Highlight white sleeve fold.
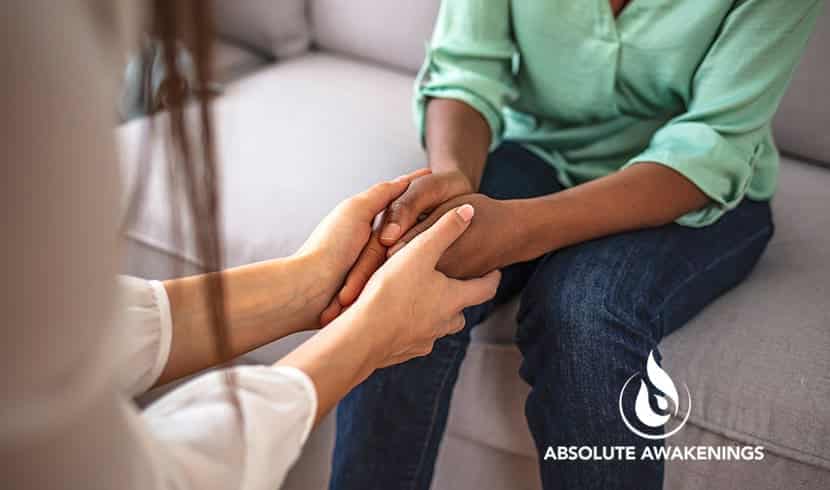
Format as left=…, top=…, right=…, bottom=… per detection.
left=115, top=276, right=174, bottom=396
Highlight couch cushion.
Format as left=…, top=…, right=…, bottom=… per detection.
left=119, top=52, right=425, bottom=272
left=772, top=2, right=830, bottom=165
left=456, top=156, right=830, bottom=470
left=212, top=0, right=310, bottom=59
left=310, top=0, right=440, bottom=73
left=213, top=41, right=270, bottom=84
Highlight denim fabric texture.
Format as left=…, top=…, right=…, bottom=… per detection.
left=330, top=143, right=774, bottom=490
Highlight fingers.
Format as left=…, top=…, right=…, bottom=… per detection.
left=387, top=210, right=440, bottom=257
left=400, top=167, right=433, bottom=181
left=354, top=168, right=430, bottom=219
left=447, top=269, right=501, bottom=311
left=319, top=297, right=342, bottom=327
left=404, top=204, right=475, bottom=264
left=378, top=181, right=431, bottom=245
left=379, top=171, right=465, bottom=246
left=338, top=231, right=386, bottom=307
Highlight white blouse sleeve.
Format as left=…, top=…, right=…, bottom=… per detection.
left=115, top=276, right=174, bottom=396
left=114, top=276, right=318, bottom=488
left=2, top=2, right=317, bottom=489
left=141, top=365, right=317, bottom=489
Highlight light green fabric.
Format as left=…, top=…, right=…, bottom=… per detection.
left=414, top=0, right=823, bottom=226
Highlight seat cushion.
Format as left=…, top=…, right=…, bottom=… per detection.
left=454, top=156, right=830, bottom=471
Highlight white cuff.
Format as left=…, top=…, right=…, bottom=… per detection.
left=146, top=280, right=173, bottom=391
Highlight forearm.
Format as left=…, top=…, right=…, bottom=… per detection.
left=276, top=305, right=379, bottom=425
left=516, top=162, right=711, bottom=260
left=156, top=253, right=334, bottom=385
left=425, top=98, right=491, bottom=189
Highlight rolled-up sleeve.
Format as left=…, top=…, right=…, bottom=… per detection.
left=623, top=0, right=822, bottom=227
left=116, top=276, right=174, bottom=396
left=414, top=0, right=518, bottom=150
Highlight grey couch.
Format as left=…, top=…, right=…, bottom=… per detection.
left=125, top=1, right=830, bottom=489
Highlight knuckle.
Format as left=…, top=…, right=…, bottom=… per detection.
left=412, top=178, right=439, bottom=203
left=421, top=342, right=436, bottom=356
left=361, top=243, right=385, bottom=263
left=483, top=278, right=498, bottom=297
left=388, top=200, right=409, bottom=219
left=451, top=315, right=466, bottom=333
left=377, top=181, right=396, bottom=195
left=435, top=175, right=452, bottom=197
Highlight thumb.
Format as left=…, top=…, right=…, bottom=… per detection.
left=447, top=269, right=501, bottom=311
left=404, top=204, right=475, bottom=265
left=354, top=168, right=431, bottom=218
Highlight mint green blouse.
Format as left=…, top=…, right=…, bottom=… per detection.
left=414, top=0, right=822, bottom=226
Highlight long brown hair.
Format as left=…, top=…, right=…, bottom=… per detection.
left=124, top=1, right=235, bottom=384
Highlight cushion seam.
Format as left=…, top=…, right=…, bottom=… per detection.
left=681, top=415, right=830, bottom=471
left=124, top=231, right=204, bottom=269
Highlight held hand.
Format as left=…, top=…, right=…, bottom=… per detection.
left=379, top=169, right=474, bottom=245
left=321, top=170, right=474, bottom=323
left=344, top=204, right=500, bottom=367
left=391, top=194, right=524, bottom=279
left=297, top=168, right=430, bottom=310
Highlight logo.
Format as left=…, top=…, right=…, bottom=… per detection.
left=544, top=350, right=765, bottom=462
left=618, top=350, right=691, bottom=440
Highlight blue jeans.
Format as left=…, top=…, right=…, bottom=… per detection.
left=330, top=143, right=774, bottom=490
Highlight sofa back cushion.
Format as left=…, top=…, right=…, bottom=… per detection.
left=212, top=0, right=310, bottom=59
left=771, top=4, right=829, bottom=166
left=310, top=0, right=441, bottom=73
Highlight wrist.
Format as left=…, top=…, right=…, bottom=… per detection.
left=326, top=300, right=386, bottom=373
left=429, top=164, right=478, bottom=193
left=508, top=197, right=565, bottom=262
left=299, top=246, right=341, bottom=286
left=280, top=252, right=340, bottom=327
left=274, top=299, right=381, bottom=421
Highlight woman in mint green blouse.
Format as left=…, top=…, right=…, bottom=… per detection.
left=329, top=2, right=823, bottom=489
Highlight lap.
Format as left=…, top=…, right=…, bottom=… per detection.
left=475, top=143, right=774, bottom=351
left=471, top=142, right=774, bottom=362
left=517, top=197, right=774, bottom=348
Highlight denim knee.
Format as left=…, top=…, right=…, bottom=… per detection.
left=514, top=252, right=659, bottom=393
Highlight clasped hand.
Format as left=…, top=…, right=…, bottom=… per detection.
left=321, top=169, right=519, bottom=325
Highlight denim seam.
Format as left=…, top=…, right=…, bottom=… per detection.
left=599, top=239, right=659, bottom=341
left=651, top=224, right=773, bottom=334
left=409, top=340, right=466, bottom=490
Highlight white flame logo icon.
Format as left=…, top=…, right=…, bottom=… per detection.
left=618, top=351, right=691, bottom=440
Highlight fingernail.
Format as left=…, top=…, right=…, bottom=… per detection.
left=380, top=223, right=401, bottom=242
left=456, top=204, right=475, bottom=222
left=388, top=241, right=406, bottom=256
